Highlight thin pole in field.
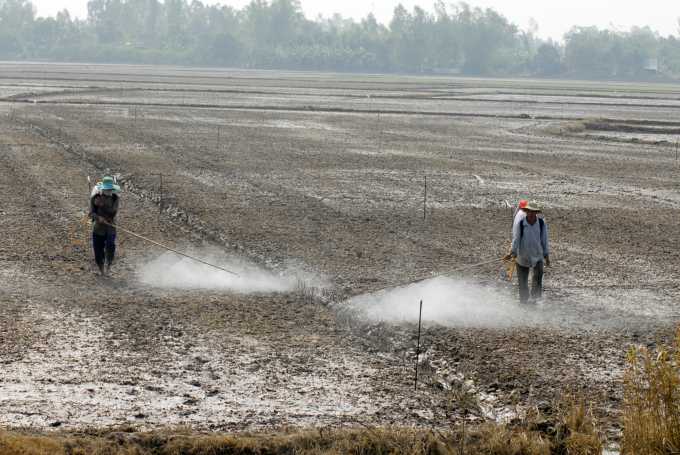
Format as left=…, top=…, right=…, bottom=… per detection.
left=377, top=112, right=382, bottom=152
left=414, top=299, right=423, bottom=391
left=526, top=135, right=529, bottom=153
left=158, top=173, right=164, bottom=217
left=423, top=175, right=427, bottom=221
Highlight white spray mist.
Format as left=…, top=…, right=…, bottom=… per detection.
left=137, top=250, right=324, bottom=294
left=347, top=276, right=547, bottom=328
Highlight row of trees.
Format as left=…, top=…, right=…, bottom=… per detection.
left=1, top=0, right=680, bottom=78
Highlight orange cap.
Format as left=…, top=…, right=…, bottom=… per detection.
left=518, top=199, right=528, bottom=209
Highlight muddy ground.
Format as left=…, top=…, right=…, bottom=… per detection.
left=1, top=63, right=679, bottom=439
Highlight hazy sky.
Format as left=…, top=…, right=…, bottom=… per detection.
left=32, top=0, right=680, bottom=41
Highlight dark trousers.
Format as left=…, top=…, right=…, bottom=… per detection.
left=93, top=231, right=116, bottom=267
left=516, top=261, right=544, bottom=303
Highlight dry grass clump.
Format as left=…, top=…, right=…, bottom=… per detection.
left=0, top=421, right=602, bottom=455
left=553, top=397, right=604, bottom=455
left=0, top=428, right=449, bottom=455
left=450, top=399, right=602, bottom=455
left=622, top=328, right=680, bottom=454
left=168, top=428, right=451, bottom=454
left=0, top=431, right=65, bottom=455
left=0, top=396, right=605, bottom=454
left=469, top=424, right=552, bottom=455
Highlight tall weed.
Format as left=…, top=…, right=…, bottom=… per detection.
left=622, top=328, right=680, bottom=453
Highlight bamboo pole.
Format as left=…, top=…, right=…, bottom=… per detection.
left=100, top=220, right=239, bottom=276
left=369, top=257, right=504, bottom=295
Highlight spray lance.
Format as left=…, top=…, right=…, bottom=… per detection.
left=369, top=256, right=508, bottom=295
left=87, top=174, right=238, bottom=277
left=97, top=219, right=239, bottom=276
left=368, top=201, right=520, bottom=294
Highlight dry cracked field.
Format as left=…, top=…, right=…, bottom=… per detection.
left=1, top=62, right=679, bottom=439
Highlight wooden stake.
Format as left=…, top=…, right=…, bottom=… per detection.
left=423, top=175, right=427, bottom=221
left=158, top=173, right=163, bottom=216
left=414, top=299, right=423, bottom=391
left=377, top=112, right=382, bottom=152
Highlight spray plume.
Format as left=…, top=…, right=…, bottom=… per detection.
left=138, top=250, right=323, bottom=294
left=347, top=276, right=547, bottom=328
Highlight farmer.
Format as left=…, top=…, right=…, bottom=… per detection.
left=505, top=200, right=550, bottom=303
left=90, top=175, right=120, bottom=275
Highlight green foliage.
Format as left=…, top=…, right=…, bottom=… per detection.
left=457, top=4, right=519, bottom=74
left=564, top=26, right=663, bottom=78
left=0, top=0, right=677, bottom=78
left=660, top=37, right=680, bottom=73
left=533, top=42, right=562, bottom=76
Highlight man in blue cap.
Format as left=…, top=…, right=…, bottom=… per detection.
left=89, top=175, right=120, bottom=275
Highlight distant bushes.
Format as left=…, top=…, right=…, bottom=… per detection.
left=2, top=0, right=680, bottom=78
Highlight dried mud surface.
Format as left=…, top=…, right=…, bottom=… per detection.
left=1, top=63, right=679, bottom=437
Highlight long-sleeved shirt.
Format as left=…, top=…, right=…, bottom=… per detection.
left=513, top=209, right=526, bottom=229
left=90, top=194, right=119, bottom=236
left=511, top=217, right=549, bottom=268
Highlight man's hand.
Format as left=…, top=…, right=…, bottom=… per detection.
left=544, top=256, right=551, bottom=267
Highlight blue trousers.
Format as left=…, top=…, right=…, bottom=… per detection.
left=93, top=231, right=116, bottom=267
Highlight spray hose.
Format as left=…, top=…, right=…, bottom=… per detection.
left=97, top=219, right=239, bottom=276
left=371, top=256, right=509, bottom=294
left=441, top=257, right=509, bottom=276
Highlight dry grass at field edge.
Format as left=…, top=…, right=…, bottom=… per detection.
left=0, top=402, right=603, bottom=455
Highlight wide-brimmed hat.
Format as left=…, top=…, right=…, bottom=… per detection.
left=525, top=200, right=542, bottom=212
left=100, top=176, right=115, bottom=190
left=99, top=176, right=121, bottom=193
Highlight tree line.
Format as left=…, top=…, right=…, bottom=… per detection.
left=1, top=0, right=679, bottom=78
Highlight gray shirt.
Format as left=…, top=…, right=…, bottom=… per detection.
left=513, top=209, right=526, bottom=229
left=511, top=218, right=549, bottom=267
